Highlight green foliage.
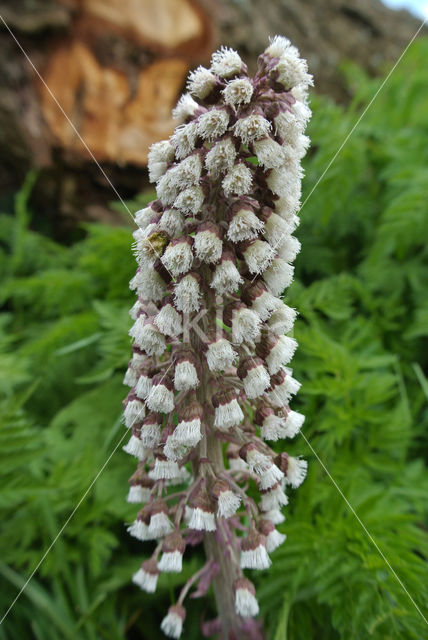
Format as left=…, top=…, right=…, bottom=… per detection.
left=1, top=39, right=428, bottom=639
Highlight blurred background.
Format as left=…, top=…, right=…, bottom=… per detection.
left=0, top=0, right=427, bottom=638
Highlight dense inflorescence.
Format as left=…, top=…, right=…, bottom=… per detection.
left=123, top=36, right=312, bottom=638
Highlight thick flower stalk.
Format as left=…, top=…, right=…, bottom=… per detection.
left=123, top=36, right=312, bottom=639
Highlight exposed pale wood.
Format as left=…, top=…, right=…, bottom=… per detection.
left=83, top=0, right=203, bottom=48
left=40, top=41, right=188, bottom=164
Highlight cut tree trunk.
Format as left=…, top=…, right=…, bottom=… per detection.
left=0, top=0, right=424, bottom=231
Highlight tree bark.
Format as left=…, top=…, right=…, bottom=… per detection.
left=0, top=0, right=425, bottom=229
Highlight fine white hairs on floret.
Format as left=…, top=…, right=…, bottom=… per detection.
left=217, top=490, right=241, bottom=518
left=174, top=186, right=204, bottom=215
left=277, top=235, right=301, bottom=263
left=222, top=163, right=253, bottom=197
left=174, top=275, right=201, bottom=313
left=223, top=78, right=253, bottom=106
left=227, top=207, right=264, bottom=243
left=263, top=258, right=294, bottom=297
left=231, top=307, right=261, bottom=344
left=253, top=138, right=285, bottom=169
left=135, top=206, right=156, bottom=230
left=172, top=93, right=199, bottom=121
left=205, top=138, right=236, bottom=176
left=206, top=339, right=237, bottom=372
left=154, top=304, right=182, bottom=337
left=264, top=35, right=294, bottom=59
left=171, top=122, right=198, bottom=160
left=174, top=361, right=199, bottom=391
left=285, top=456, right=308, bottom=488
left=161, top=241, right=193, bottom=277
left=243, top=239, right=275, bottom=274
left=267, top=304, right=297, bottom=335
left=211, top=46, right=243, bottom=78
left=187, top=65, right=216, bottom=99
left=147, top=141, right=175, bottom=183
left=175, top=154, right=202, bottom=188
left=197, top=109, right=229, bottom=141
left=266, top=335, right=298, bottom=374
left=211, top=259, right=243, bottom=295
left=158, top=208, right=184, bottom=237
left=233, top=115, right=271, bottom=145
left=275, top=52, right=313, bottom=91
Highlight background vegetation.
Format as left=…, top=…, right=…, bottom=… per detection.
left=0, top=39, right=427, bottom=640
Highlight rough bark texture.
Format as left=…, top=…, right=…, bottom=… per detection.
left=0, top=0, right=425, bottom=229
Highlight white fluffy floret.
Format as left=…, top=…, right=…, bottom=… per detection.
left=122, top=435, right=146, bottom=461
left=188, top=507, right=216, bottom=531
left=242, top=364, right=270, bottom=399
left=132, top=568, right=158, bottom=593
left=211, top=46, right=243, bottom=78
left=264, top=35, right=294, bottom=59
left=161, top=610, right=184, bottom=639
left=147, top=141, right=175, bottom=182
left=277, top=235, right=301, bottom=263
left=263, top=258, right=294, bottom=296
left=217, top=490, right=241, bottom=518
left=235, top=588, right=259, bottom=617
left=250, top=289, right=282, bottom=321
left=171, top=122, right=198, bottom=159
left=135, top=206, right=156, bottom=229
left=214, top=399, right=244, bottom=430
left=253, top=137, right=285, bottom=169
left=275, top=53, right=313, bottom=90
left=127, top=284, right=163, bottom=322
left=149, top=459, right=181, bottom=482
left=211, top=260, right=243, bottom=295
left=231, top=307, right=261, bottom=344
left=148, top=512, right=174, bottom=538
left=206, top=339, right=237, bottom=371
left=266, top=335, right=298, bottom=374
left=227, top=207, right=264, bottom=242
left=174, top=185, right=204, bottom=215
left=174, top=418, right=202, bottom=446
left=262, top=509, right=286, bottom=525
left=222, top=163, right=253, bottom=197
left=127, top=485, right=151, bottom=504
left=267, top=166, right=303, bottom=198
left=205, top=138, right=236, bottom=176
left=240, top=543, right=271, bottom=570
left=175, top=154, right=202, bottom=187
left=174, top=361, right=199, bottom=391
left=146, top=384, right=174, bottom=413
left=161, top=241, right=193, bottom=277
left=172, top=93, right=199, bottom=121
left=263, top=212, right=293, bottom=245
left=223, top=78, right=253, bottom=106
left=197, top=109, right=229, bottom=141
left=282, top=410, right=305, bottom=438
left=187, top=65, right=216, bottom=99
left=285, top=456, right=308, bottom=488
left=129, top=319, right=166, bottom=356
left=159, top=209, right=184, bottom=237
left=135, top=373, right=152, bottom=400
left=174, top=275, right=201, bottom=313
left=243, top=239, right=275, bottom=274
left=158, top=550, right=183, bottom=573
left=194, top=230, right=223, bottom=264
left=123, top=399, right=145, bottom=429
left=140, top=422, right=161, bottom=448
left=233, top=115, right=271, bottom=145
left=155, top=304, right=182, bottom=337
left=259, top=486, right=289, bottom=511
left=265, top=529, right=286, bottom=553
